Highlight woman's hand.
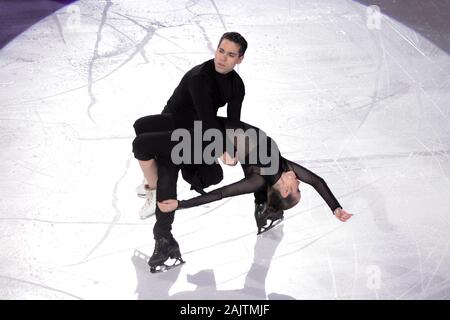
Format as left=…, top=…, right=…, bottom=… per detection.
left=157, top=199, right=179, bottom=213
left=220, top=151, right=238, bottom=166
left=334, top=208, right=353, bottom=222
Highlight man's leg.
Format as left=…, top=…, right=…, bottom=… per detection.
left=148, top=157, right=184, bottom=272
left=153, top=157, right=179, bottom=240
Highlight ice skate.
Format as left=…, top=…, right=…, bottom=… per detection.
left=255, top=202, right=284, bottom=235
left=136, top=180, right=149, bottom=198
left=138, top=188, right=156, bottom=219
left=148, top=237, right=185, bottom=273
left=261, top=209, right=284, bottom=234
left=254, top=202, right=267, bottom=234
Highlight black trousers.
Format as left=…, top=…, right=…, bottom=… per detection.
left=132, top=113, right=267, bottom=239
left=132, top=113, right=223, bottom=239
left=153, top=156, right=179, bottom=240
left=133, top=113, right=224, bottom=192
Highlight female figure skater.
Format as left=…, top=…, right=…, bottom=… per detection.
left=132, top=117, right=352, bottom=272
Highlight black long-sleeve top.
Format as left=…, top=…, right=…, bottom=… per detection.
left=162, top=59, right=245, bottom=132
left=178, top=157, right=342, bottom=213
left=176, top=117, right=342, bottom=213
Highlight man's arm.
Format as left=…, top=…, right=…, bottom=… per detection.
left=219, top=151, right=238, bottom=166
left=227, top=80, right=245, bottom=121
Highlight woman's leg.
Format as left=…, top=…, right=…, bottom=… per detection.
left=138, top=159, right=158, bottom=190
left=133, top=114, right=177, bottom=189
left=133, top=114, right=176, bottom=135
left=133, top=130, right=178, bottom=188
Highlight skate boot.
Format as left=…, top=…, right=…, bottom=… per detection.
left=148, top=237, right=185, bottom=273
left=254, top=202, right=267, bottom=234
left=138, top=188, right=156, bottom=219
left=256, top=205, right=284, bottom=235
left=266, top=209, right=284, bottom=224
left=136, top=180, right=149, bottom=198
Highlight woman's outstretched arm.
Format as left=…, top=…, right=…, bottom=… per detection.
left=158, top=174, right=266, bottom=212
left=284, top=158, right=352, bottom=221
left=283, top=158, right=342, bottom=212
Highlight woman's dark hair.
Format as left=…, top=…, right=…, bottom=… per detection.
left=267, top=186, right=300, bottom=212
left=218, top=32, right=248, bottom=57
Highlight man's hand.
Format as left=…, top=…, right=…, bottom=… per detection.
left=220, top=151, right=238, bottom=166
left=334, top=208, right=353, bottom=222
left=157, top=199, right=179, bottom=213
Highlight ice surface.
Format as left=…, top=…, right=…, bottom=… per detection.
left=0, top=0, right=449, bottom=299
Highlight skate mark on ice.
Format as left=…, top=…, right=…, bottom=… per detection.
left=177, top=197, right=234, bottom=225
left=184, top=203, right=341, bottom=257
left=350, top=232, right=359, bottom=299
left=384, top=16, right=444, bottom=69
left=194, top=20, right=215, bottom=54
left=275, top=225, right=344, bottom=260
left=332, top=149, right=449, bottom=166
left=0, top=275, right=83, bottom=300
left=383, top=48, right=450, bottom=123
left=182, top=229, right=256, bottom=256
left=86, top=5, right=183, bottom=121
left=112, top=12, right=185, bottom=49
left=87, top=0, right=113, bottom=124
left=107, top=12, right=188, bottom=74
left=64, top=228, right=200, bottom=267
left=0, top=23, right=182, bottom=108
left=112, top=11, right=187, bottom=50
left=0, top=217, right=152, bottom=226
left=422, top=239, right=450, bottom=296
left=14, top=160, right=60, bottom=180
left=51, top=13, right=66, bottom=45
left=339, top=30, right=385, bottom=159
left=414, top=137, right=449, bottom=180
left=279, top=85, right=409, bottom=135
left=325, top=248, right=338, bottom=298
left=405, top=217, right=425, bottom=294
left=79, top=153, right=132, bottom=262
left=77, top=135, right=134, bottom=141
left=208, top=0, right=227, bottom=31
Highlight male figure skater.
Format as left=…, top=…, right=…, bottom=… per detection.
left=134, top=32, right=248, bottom=219
left=133, top=32, right=248, bottom=272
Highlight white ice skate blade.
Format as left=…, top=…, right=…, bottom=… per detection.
left=149, top=257, right=185, bottom=273
left=257, top=217, right=284, bottom=235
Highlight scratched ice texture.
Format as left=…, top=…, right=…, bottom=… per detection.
left=0, top=0, right=449, bottom=299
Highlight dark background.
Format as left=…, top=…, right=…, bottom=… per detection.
left=1, top=0, right=450, bottom=53
left=0, top=0, right=76, bottom=49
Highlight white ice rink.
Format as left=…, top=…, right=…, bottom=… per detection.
left=0, top=0, right=449, bottom=299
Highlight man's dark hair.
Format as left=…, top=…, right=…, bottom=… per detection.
left=218, top=32, right=248, bottom=57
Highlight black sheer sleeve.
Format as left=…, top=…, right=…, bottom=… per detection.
left=284, top=158, right=342, bottom=213
left=178, top=174, right=266, bottom=209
